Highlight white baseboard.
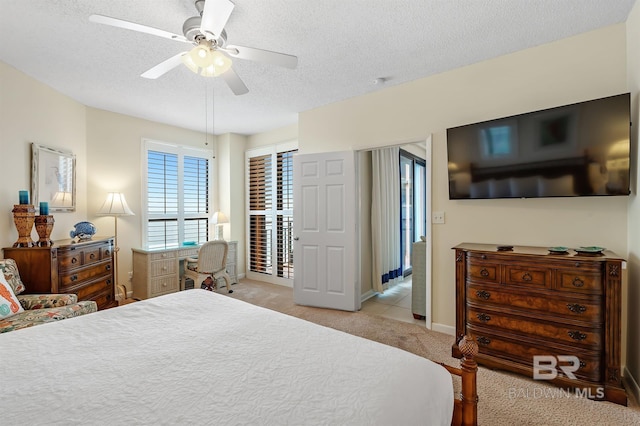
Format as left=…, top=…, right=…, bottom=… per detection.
left=431, top=323, right=455, bottom=336
left=360, top=289, right=376, bottom=303
left=624, top=366, right=640, bottom=404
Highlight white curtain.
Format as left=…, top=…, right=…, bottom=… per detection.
left=371, top=147, right=401, bottom=293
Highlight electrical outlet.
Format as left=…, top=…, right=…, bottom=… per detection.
left=432, top=211, right=445, bottom=224
left=128, top=271, right=133, bottom=281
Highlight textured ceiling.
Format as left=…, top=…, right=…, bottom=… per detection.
left=0, top=0, right=636, bottom=136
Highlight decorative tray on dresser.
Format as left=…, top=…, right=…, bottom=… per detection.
left=452, top=243, right=626, bottom=405
left=3, top=236, right=117, bottom=310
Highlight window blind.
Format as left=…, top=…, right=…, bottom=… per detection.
left=248, top=154, right=272, bottom=274
left=145, top=144, right=210, bottom=249
left=247, top=149, right=296, bottom=279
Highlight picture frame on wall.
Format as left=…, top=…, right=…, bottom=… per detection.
left=31, top=143, right=76, bottom=212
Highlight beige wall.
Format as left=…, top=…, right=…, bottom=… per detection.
left=0, top=62, right=88, bottom=249
left=85, top=108, right=214, bottom=289
left=247, top=123, right=298, bottom=150
left=626, top=0, right=640, bottom=400
left=217, top=132, right=247, bottom=276
left=299, top=25, right=629, bottom=334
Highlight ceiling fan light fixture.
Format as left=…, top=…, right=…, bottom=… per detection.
left=211, top=50, right=232, bottom=76
left=181, top=43, right=232, bottom=77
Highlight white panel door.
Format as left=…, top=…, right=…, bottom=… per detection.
left=293, top=151, right=358, bottom=311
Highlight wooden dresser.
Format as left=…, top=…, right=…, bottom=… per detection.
left=3, top=236, right=117, bottom=310
left=452, top=243, right=626, bottom=405
left=131, top=241, right=238, bottom=299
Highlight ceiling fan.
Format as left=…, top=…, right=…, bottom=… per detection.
left=89, top=0, right=298, bottom=95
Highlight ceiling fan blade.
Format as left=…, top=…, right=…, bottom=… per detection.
left=89, top=14, right=190, bottom=44
left=225, top=44, right=298, bottom=69
left=200, top=0, right=235, bottom=40
left=221, top=67, right=249, bottom=95
left=141, top=53, right=186, bottom=79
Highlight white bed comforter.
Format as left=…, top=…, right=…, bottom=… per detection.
left=0, top=289, right=453, bottom=425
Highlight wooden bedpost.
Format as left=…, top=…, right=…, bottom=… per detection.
left=458, top=335, right=478, bottom=426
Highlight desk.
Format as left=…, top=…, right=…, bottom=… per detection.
left=131, top=241, right=237, bottom=300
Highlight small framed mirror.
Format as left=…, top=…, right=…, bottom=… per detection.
left=31, top=143, right=76, bottom=212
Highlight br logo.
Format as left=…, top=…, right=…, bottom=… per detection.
left=533, top=355, right=580, bottom=380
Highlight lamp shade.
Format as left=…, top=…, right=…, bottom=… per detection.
left=97, top=192, right=134, bottom=216
left=211, top=211, right=229, bottom=224
left=51, top=191, right=73, bottom=207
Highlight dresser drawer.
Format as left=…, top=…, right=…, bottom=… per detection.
left=149, top=251, right=176, bottom=261
left=467, top=284, right=602, bottom=322
left=556, top=270, right=602, bottom=294
left=467, top=260, right=500, bottom=284
left=467, top=325, right=602, bottom=382
left=150, top=275, right=179, bottom=296
left=177, top=248, right=199, bottom=259
left=59, top=260, right=112, bottom=288
left=84, top=247, right=102, bottom=264
left=466, top=306, right=602, bottom=348
left=504, top=264, right=551, bottom=289
left=91, top=289, right=116, bottom=310
left=73, top=276, right=113, bottom=300
left=58, top=242, right=113, bottom=271
left=150, top=259, right=177, bottom=277
left=58, top=251, right=83, bottom=270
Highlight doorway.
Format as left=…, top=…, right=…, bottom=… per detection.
left=357, top=138, right=432, bottom=326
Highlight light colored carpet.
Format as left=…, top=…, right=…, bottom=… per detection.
left=223, top=279, right=640, bottom=425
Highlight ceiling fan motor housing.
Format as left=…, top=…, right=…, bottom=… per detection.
left=183, top=15, right=227, bottom=46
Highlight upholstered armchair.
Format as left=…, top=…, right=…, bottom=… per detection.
left=0, top=259, right=97, bottom=333
left=182, top=240, right=233, bottom=293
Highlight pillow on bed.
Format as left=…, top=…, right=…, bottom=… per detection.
left=0, top=272, right=24, bottom=319
left=0, top=259, right=26, bottom=295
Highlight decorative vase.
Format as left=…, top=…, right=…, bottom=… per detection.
left=35, top=215, right=55, bottom=246
left=12, top=204, right=36, bottom=248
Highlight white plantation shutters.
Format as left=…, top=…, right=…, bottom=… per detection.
left=246, top=145, right=296, bottom=283
left=144, top=141, right=211, bottom=249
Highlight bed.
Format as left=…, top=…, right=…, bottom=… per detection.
left=1, top=289, right=477, bottom=425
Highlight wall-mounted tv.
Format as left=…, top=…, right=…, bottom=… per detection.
left=446, top=93, right=631, bottom=199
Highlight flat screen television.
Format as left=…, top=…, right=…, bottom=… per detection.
left=446, top=93, right=631, bottom=199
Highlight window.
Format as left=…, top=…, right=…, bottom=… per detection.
left=246, top=144, right=297, bottom=284
left=400, top=149, right=426, bottom=276
left=144, top=140, right=212, bottom=249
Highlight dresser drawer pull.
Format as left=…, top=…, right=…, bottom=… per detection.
left=105, top=250, right=111, bottom=256
left=481, top=254, right=487, bottom=260
left=477, top=313, right=491, bottom=323
left=522, top=272, right=532, bottom=282
left=580, top=361, right=586, bottom=368
left=106, top=265, right=112, bottom=271
left=568, top=331, right=587, bottom=341
left=572, top=277, right=585, bottom=288
left=90, top=253, right=96, bottom=260
left=567, top=303, right=587, bottom=314
left=71, top=258, right=78, bottom=264
left=70, top=274, right=78, bottom=282
left=480, top=268, right=489, bottom=277
left=162, top=282, right=168, bottom=287
left=477, top=336, right=491, bottom=346
left=476, top=290, right=491, bottom=300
